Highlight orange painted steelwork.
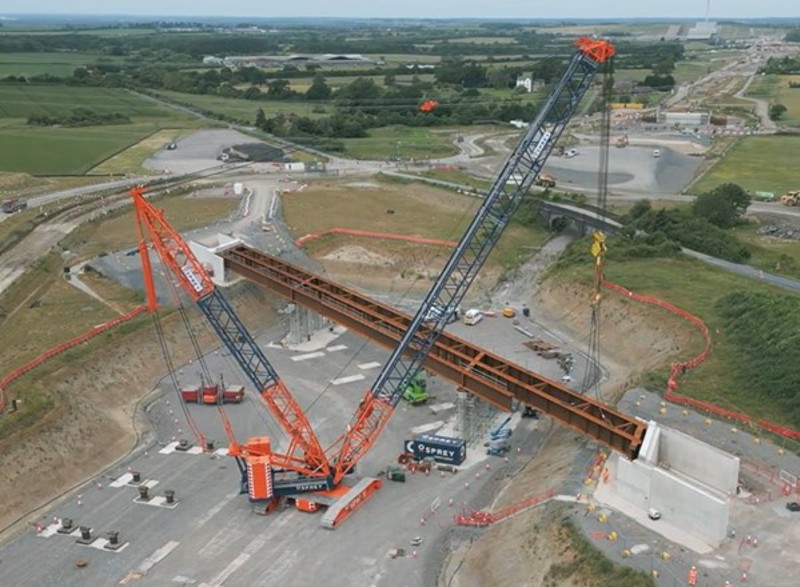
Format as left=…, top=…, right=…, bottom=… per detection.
left=222, top=245, right=646, bottom=460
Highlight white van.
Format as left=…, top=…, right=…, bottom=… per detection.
left=652, top=149, right=661, bottom=158
left=464, top=308, right=483, bottom=326
left=565, top=149, right=578, bottom=158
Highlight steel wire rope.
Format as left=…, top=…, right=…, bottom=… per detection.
left=580, top=54, right=613, bottom=415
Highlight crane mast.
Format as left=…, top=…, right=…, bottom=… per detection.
left=331, top=38, right=616, bottom=483
left=130, top=188, right=330, bottom=479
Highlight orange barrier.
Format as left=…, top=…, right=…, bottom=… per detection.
left=603, top=281, right=800, bottom=443
left=0, top=305, right=147, bottom=413
left=295, top=228, right=458, bottom=249
left=455, top=488, right=556, bottom=526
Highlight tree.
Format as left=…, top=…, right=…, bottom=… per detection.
left=305, top=74, right=332, bottom=101
left=627, top=199, right=652, bottom=221
left=692, top=183, right=751, bottom=229
left=255, top=107, right=267, bottom=129
left=770, top=103, right=788, bottom=121
left=383, top=73, right=396, bottom=86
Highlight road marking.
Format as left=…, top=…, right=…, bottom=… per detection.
left=110, top=472, right=134, bottom=488
left=331, top=374, right=365, bottom=385
left=191, top=490, right=239, bottom=530
left=200, top=553, right=250, bottom=587
left=326, top=344, right=348, bottom=352
left=290, top=351, right=325, bottom=362
left=358, top=361, right=381, bottom=370
left=134, top=540, right=180, bottom=576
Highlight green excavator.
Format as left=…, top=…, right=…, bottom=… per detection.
left=402, top=374, right=431, bottom=405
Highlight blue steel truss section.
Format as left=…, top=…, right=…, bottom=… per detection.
left=332, top=46, right=606, bottom=479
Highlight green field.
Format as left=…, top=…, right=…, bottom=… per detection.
left=0, top=85, right=191, bottom=174
left=150, top=89, right=327, bottom=123
left=690, top=135, right=800, bottom=195
left=559, top=250, right=800, bottom=426
left=340, top=126, right=458, bottom=160
left=747, top=74, right=800, bottom=126
left=0, top=52, right=125, bottom=77
left=0, top=125, right=159, bottom=174
left=0, top=84, right=174, bottom=120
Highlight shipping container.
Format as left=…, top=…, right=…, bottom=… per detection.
left=180, top=384, right=200, bottom=403
left=223, top=385, right=245, bottom=403
left=404, top=434, right=466, bottom=465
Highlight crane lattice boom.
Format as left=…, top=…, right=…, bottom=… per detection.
left=330, top=38, right=616, bottom=483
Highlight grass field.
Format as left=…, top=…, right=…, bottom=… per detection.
left=0, top=125, right=160, bottom=175
left=340, top=126, right=458, bottom=160
left=62, top=193, right=241, bottom=260
left=747, top=74, right=800, bottom=126
left=283, top=177, right=548, bottom=272
left=558, top=250, right=800, bottom=426
left=150, top=89, right=326, bottom=123
left=732, top=223, right=800, bottom=277
left=90, top=128, right=186, bottom=175
left=0, top=52, right=125, bottom=77
left=690, top=135, right=800, bottom=195
left=0, top=84, right=175, bottom=120
left=0, top=85, right=191, bottom=174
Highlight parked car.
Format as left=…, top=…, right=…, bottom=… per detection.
left=647, top=508, right=662, bottom=521
left=787, top=501, right=800, bottom=512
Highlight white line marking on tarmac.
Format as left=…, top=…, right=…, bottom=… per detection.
left=358, top=361, right=381, bottom=370
left=326, top=344, right=348, bottom=352
left=331, top=374, right=365, bottom=385
left=290, top=351, right=325, bottom=362
left=135, top=540, right=180, bottom=575
left=191, top=490, right=238, bottom=530
left=202, top=553, right=250, bottom=587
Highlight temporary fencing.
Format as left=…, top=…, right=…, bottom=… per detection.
left=0, top=305, right=147, bottom=412
left=454, top=488, right=556, bottom=527
left=295, top=228, right=458, bottom=249
left=603, top=280, right=800, bottom=445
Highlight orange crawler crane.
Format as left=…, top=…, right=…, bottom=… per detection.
left=131, top=36, right=616, bottom=529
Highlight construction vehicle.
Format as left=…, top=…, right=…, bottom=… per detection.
left=615, top=134, right=628, bottom=148
left=486, top=416, right=513, bottom=456
left=522, top=406, right=540, bottom=418
left=463, top=308, right=483, bottom=326
left=1, top=198, right=27, bottom=214
left=401, top=374, right=430, bottom=405
left=534, top=173, right=557, bottom=188
left=780, top=191, right=800, bottom=206
left=385, top=466, right=406, bottom=483
left=502, top=307, right=516, bottom=318
left=130, top=36, right=614, bottom=529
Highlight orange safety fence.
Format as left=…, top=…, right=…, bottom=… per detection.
left=295, top=228, right=458, bottom=249
left=603, top=281, right=800, bottom=444
left=0, top=305, right=147, bottom=413
left=455, top=488, right=556, bottom=526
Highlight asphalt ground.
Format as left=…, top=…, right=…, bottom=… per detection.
left=0, top=307, right=588, bottom=587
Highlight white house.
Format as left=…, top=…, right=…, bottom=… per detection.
left=515, top=74, right=544, bottom=93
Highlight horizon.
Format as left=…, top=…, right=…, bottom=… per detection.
left=1, top=13, right=799, bottom=23
left=0, top=0, right=798, bottom=21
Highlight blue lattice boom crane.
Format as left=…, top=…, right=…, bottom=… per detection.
left=319, top=38, right=616, bottom=528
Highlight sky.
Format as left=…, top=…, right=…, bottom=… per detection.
left=0, top=1, right=798, bottom=20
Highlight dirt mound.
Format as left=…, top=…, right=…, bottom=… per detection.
left=532, top=279, right=698, bottom=398
left=322, top=245, right=393, bottom=267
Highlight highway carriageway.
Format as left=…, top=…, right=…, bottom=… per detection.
left=222, top=245, right=646, bottom=460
